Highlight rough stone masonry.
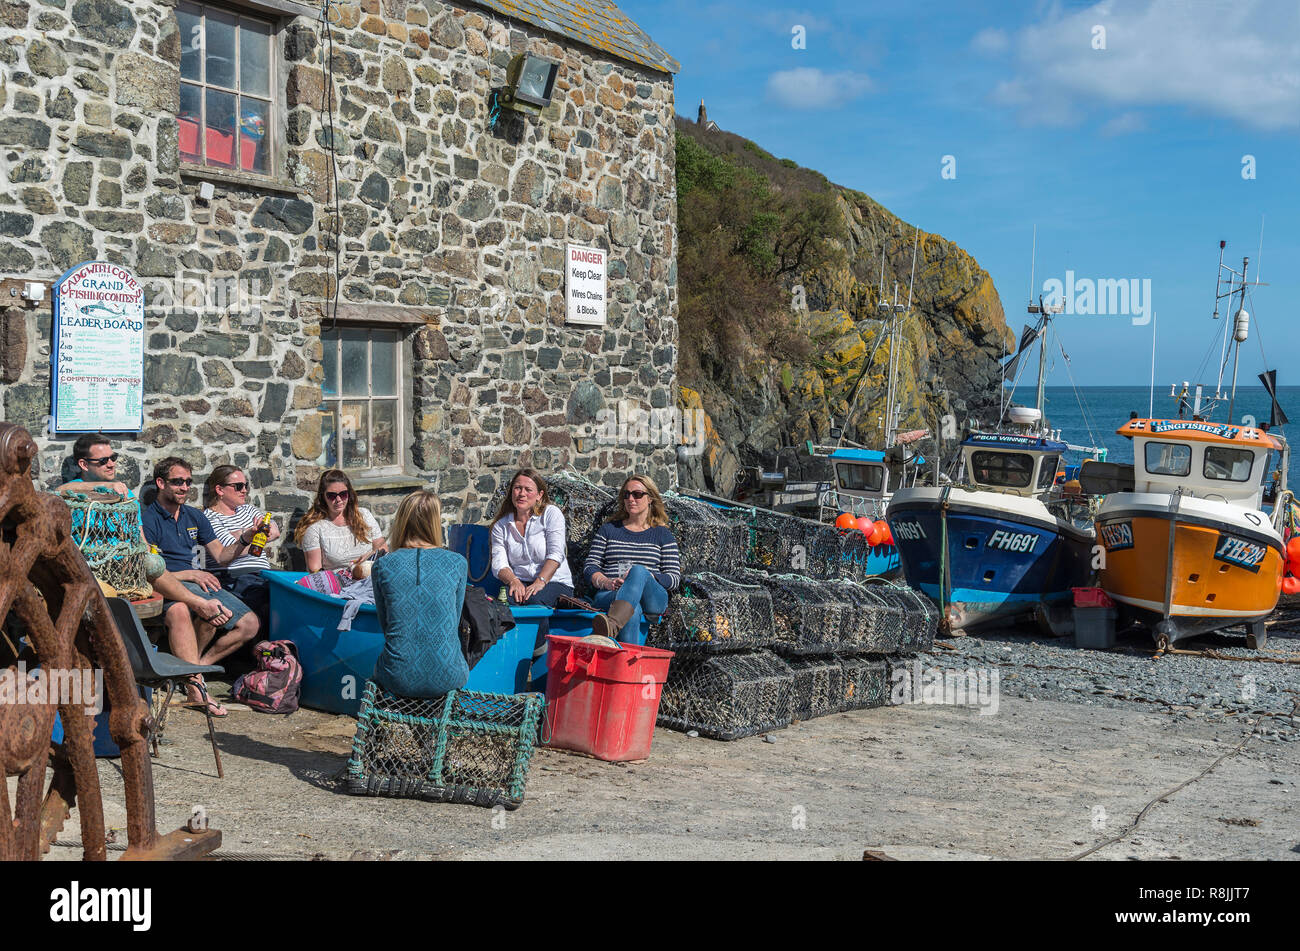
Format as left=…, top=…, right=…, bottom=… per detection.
left=0, top=0, right=680, bottom=555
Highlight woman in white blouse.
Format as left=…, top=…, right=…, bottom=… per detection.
left=294, top=469, right=387, bottom=572
left=489, top=469, right=573, bottom=610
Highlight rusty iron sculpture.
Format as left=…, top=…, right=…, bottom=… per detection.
left=0, top=422, right=220, bottom=860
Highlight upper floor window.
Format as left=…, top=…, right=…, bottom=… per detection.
left=177, top=1, right=275, bottom=176
left=319, top=327, right=404, bottom=476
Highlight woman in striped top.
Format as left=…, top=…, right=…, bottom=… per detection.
left=584, top=474, right=680, bottom=642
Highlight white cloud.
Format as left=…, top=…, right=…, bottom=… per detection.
left=1100, top=111, right=1147, bottom=136
left=990, top=0, right=1300, bottom=130
left=972, top=27, right=1010, bottom=55
left=765, top=67, right=874, bottom=109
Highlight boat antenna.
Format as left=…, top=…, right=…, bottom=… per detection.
left=1148, top=310, right=1157, bottom=419
left=1028, top=224, right=1037, bottom=304
left=1213, top=239, right=1228, bottom=398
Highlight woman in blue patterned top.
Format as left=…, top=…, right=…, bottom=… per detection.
left=371, top=490, right=469, bottom=699
left=583, top=474, right=680, bottom=643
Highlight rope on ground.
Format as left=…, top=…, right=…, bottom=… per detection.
left=1064, top=728, right=1259, bottom=861
left=1158, top=647, right=1300, bottom=665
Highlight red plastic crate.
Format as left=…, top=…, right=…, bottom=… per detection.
left=1072, top=586, right=1115, bottom=608
left=543, top=634, right=674, bottom=762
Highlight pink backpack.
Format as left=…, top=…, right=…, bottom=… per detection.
left=233, top=640, right=303, bottom=714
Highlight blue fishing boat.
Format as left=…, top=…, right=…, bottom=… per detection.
left=886, top=293, right=1106, bottom=632
left=887, top=428, right=1095, bottom=631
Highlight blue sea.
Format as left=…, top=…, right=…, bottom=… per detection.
left=1036, top=385, right=1300, bottom=487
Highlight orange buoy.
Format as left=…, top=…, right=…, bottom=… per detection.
left=1283, top=575, right=1300, bottom=597
left=866, top=523, right=883, bottom=545
left=835, top=512, right=857, bottom=530
left=1287, top=536, right=1300, bottom=563
left=855, top=516, right=873, bottom=535
left=876, top=521, right=894, bottom=546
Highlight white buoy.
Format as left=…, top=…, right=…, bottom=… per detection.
left=1234, top=308, right=1249, bottom=342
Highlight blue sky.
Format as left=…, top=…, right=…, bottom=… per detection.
left=625, top=0, right=1300, bottom=387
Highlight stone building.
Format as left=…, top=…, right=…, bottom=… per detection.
left=0, top=0, right=681, bottom=550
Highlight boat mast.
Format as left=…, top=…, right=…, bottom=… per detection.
left=881, top=229, right=920, bottom=449
left=1227, top=256, right=1250, bottom=422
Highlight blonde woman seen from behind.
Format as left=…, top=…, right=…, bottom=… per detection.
left=371, top=491, right=469, bottom=699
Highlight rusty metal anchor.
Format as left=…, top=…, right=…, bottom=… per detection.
left=0, top=422, right=220, bottom=860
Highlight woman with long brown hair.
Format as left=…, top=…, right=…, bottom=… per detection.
left=583, top=473, right=680, bottom=642
left=295, top=469, right=387, bottom=571
left=489, top=469, right=573, bottom=682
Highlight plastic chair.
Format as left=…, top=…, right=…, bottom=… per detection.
left=106, top=597, right=226, bottom=779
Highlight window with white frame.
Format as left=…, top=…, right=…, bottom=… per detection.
left=177, top=1, right=276, bottom=176
left=319, top=328, right=404, bottom=475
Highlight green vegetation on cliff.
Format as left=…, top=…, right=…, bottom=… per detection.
left=674, top=117, right=1014, bottom=494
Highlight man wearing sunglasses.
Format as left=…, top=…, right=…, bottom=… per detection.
left=55, top=433, right=135, bottom=499
left=142, top=456, right=261, bottom=716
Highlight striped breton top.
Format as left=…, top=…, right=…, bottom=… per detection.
left=583, top=521, right=681, bottom=592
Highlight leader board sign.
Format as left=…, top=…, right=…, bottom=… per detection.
left=565, top=244, right=607, bottom=326
left=51, top=261, right=145, bottom=434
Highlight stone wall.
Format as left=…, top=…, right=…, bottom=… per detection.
left=0, top=0, right=679, bottom=553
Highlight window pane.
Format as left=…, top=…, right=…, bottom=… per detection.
left=206, top=8, right=237, bottom=88
left=372, top=401, right=397, bottom=468
left=178, top=2, right=202, bottom=81
left=239, top=97, right=269, bottom=174
left=371, top=330, right=398, bottom=396
left=319, top=405, right=337, bottom=467
left=179, top=83, right=202, bottom=163
left=1145, top=442, right=1191, bottom=477
left=205, top=87, right=237, bottom=168
left=240, top=18, right=272, bottom=98
left=340, top=401, right=370, bottom=470
left=340, top=329, right=369, bottom=397
left=321, top=334, right=339, bottom=397
left=1204, top=446, right=1254, bottom=482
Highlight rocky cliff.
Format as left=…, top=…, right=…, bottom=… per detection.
left=674, top=118, right=1013, bottom=495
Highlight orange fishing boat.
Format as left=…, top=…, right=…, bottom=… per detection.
left=1095, top=418, right=1288, bottom=648
left=1093, top=241, right=1292, bottom=649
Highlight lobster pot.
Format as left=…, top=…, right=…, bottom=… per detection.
left=824, top=580, right=907, bottom=654
left=786, top=655, right=843, bottom=722
left=748, top=509, right=842, bottom=580
left=867, top=584, right=937, bottom=653
left=345, top=682, right=543, bottom=810
left=657, top=650, right=793, bottom=741
left=654, top=573, right=778, bottom=653
left=663, top=495, right=750, bottom=576
left=66, top=494, right=151, bottom=599
left=837, top=529, right=871, bottom=582
left=736, top=570, right=857, bottom=654
left=836, top=654, right=889, bottom=712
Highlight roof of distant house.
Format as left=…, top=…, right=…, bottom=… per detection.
left=468, top=0, right=680, bottom=74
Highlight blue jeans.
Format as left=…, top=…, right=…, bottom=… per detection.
left=592, top=565, right=668, bottom=643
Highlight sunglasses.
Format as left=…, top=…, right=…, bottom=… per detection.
left=622, top=490, right=649, bottom=500
left=83, top=453, right=119, bottom=465
left=325, top=490, right=350, bottom=502
left=222, top=482, right=249, bottom=492
left=167, top=477, right=193, bottom=487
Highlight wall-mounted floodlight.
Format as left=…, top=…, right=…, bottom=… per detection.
left=500, top=53, right=559, bottom=116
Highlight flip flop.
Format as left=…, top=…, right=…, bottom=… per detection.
left=183, top=696, right=229, bottom=718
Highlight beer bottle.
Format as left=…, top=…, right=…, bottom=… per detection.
left=248, top=514, right=271, bottom=557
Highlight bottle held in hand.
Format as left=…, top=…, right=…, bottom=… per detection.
left=248, top=513, right=271, bottom=557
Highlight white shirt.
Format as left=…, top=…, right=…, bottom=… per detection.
left=300, top=507, right=383, bottom=570
left=489, top=504, right=573, bottom=587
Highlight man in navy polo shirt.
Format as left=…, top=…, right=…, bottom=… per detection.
left=142, top=456, right=261, bottom=716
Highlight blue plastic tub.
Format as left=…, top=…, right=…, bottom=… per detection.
left=448, top=523, right=502, bottom=598
left=267, top=571, right=547, bottom=716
